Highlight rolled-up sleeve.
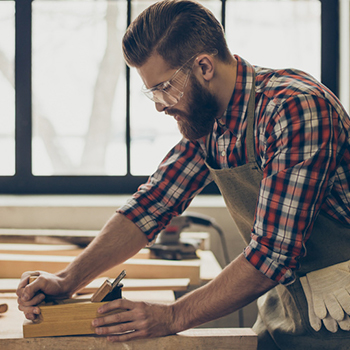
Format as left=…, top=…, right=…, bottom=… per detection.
left=117, top=138, right=212, bottom=242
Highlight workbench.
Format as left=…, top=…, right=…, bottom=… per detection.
left=0, top=229, right=257, bottom=348
left=0, top=293, right=257, bottom=349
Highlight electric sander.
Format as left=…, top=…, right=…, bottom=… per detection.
left=149, top=212, right=219, bottom=260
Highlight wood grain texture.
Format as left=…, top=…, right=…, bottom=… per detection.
left=0, top=254, right=201, bottom=284
left=23, top=298, right=125, bottom=338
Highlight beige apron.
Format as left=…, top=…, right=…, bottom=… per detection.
left=205, top=76, right=350, bottom=349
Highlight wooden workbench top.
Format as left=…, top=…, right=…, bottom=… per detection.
left=0, top=294, right=257, bottom=350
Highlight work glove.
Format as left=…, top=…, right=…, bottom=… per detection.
left=300, top=260, right=350, bottom=333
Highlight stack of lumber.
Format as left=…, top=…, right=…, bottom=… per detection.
left=0, top=253, right=200, bottom=284
left=0, top=229, right=201, bottom=295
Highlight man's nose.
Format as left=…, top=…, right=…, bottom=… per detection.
left=155, top=102, right=167, bottom=112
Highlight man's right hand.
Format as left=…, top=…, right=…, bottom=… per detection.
left=16, top=213, right=149, bottom=322
left=16, top=271, right=71, bottom=321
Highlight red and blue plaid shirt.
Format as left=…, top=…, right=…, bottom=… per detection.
left=118, top=55, right=350, bottom=284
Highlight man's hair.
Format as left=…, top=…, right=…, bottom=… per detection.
left=122, top=0, right=232, bottom=68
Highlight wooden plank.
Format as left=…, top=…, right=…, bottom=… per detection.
left=0, top=254, right=201, bottom=284
left=0, top=243, right=83, bottom=256
left=0, top=277, right=190, bottom=293
left=24, top=289, right=175, bottom=338
left=5, top=329, right=257, bottom=350
left=0, top=244, right=150, bottom=259
left=121, top=278, right=190, bottom=292
left=0, top=292, right=175, bottom=339
left=197, top=250, right=222, bottom=282
left=0, top=228, right=98, bottom=246
left=23, top=299, right=125, bottom=338
left=123, top=290, right=175, bottom=303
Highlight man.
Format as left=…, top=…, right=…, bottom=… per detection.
left=17, top=0, right=350, bottom=348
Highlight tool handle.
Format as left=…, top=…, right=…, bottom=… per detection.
left=112, top=270, right=126, bottom=288
left=90, top=280, right=113, bottom=302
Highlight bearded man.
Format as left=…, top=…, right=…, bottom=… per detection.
left=17, top=1, right=350, bottom=349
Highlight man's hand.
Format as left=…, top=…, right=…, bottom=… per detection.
left=92, top=254, right=277, bottom=342
left=16, top=271, right=70, bottom=321
left=16, top=213, right=148, bottom=323
left=92, top=299, right=175, bottom=341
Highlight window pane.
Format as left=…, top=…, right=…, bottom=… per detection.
left=130, top=0, right=221, bottom=175
left=32, top=0, right=127, bottom=175
left=0, top=2, right=15, bottom=176
left=226, top=0, right=321, bottom=80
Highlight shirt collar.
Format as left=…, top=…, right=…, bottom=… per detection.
left=217, top=55, right=255, bottom=136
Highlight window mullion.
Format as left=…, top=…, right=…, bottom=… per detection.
left=125, top=0, right=132, bottom=175
left=15, top=0, right=32, bottom=178
left=321, top=0, right=339, bottom=96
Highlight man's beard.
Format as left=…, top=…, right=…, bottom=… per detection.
left=168, top=75, right=220, bottom=141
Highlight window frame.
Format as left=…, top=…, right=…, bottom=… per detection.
left=0, top=0, right=339, bottom=194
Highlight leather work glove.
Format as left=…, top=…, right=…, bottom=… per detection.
left=300, top=260, right=350, bottom=333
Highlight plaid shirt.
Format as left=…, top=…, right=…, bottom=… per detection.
left=118, top=55, right=350, bottom=284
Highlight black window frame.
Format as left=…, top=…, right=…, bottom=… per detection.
left=0, top=0, right=339, bottom=194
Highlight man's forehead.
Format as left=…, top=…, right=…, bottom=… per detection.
left=137, top=53, right=175, bottom=89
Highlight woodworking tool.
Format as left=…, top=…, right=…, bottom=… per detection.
left=91, top=270, right=126, bottom=302
left=149, top=212, right=230, bottom=263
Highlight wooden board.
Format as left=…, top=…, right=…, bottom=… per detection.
left=23, top=298, right=125, bottom=338
left=0, top=228, right=98, bottom=246
left=197, top=250, right=222, bottom=282
left=0, top=254, right=201, bottom=284
left=5, top=329, right=257, bottom=350
left=24, top=289, right=178, bottom=338
left=0, top=243, right=83, bottom=256
left=0, top=277, right=190, bottom=293
left=0, top=244, right=150, bottom=259
left=122, top=290, right=175, bottom=303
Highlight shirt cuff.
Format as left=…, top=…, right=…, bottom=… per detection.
left=117, top=197, right=168, bottom=242
left=244, top=241, right=296, bottom=285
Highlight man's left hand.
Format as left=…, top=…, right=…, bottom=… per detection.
left=92, top=298, right=176, bottom=341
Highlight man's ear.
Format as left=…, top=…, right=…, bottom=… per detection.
left=196, top=54, right=215, bottom=82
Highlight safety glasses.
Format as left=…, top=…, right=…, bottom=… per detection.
left=142, top=54, right=198, bottom=107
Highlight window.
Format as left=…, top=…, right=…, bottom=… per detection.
left=0, top=1, right=15, bottom=176
left=31, top=1, right=127, bottom=176
left=0, top=0, right=339, bottom=194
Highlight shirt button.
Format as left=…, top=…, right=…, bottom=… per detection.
left=221, top=151, right=226, bottom=157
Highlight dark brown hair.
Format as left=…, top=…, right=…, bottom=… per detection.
left=122, top=0, right=232, bottom=68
